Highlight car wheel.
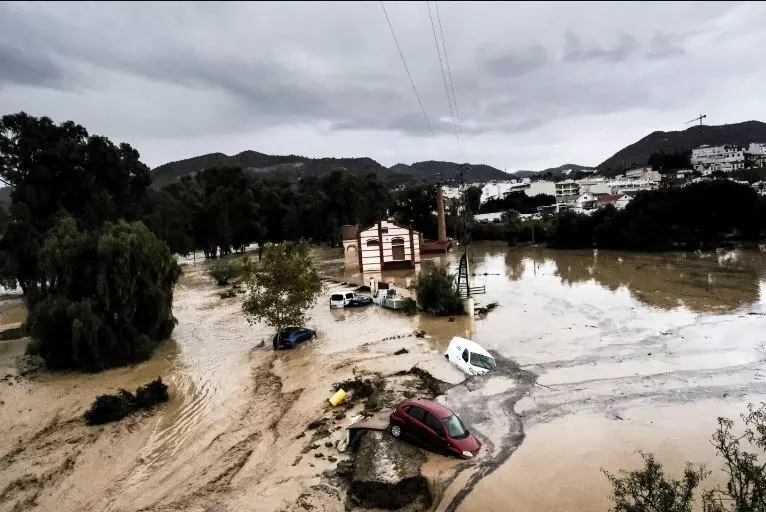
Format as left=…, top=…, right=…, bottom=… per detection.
left=390, top=424, right=402, bottom=438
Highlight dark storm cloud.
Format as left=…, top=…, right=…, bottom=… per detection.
left=0, top=1, right=761, bottom=170
left=0, top=43, right=66, bottom=89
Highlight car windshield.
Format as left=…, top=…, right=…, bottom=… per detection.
left=331, top=294, right=344, bottom=301
left=443, top=414, right=468, bottom=439
left=470, top=352, right=496, bottom=370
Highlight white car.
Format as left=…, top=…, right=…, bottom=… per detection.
left=330, top=291, right=373, bottom=309
left=444, top=337, right=497, bottom=376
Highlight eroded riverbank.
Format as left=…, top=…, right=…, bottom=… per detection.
left=2, top=245, right=766, bottom=511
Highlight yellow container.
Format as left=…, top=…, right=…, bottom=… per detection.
left=329, top=388, right=347, bottom=407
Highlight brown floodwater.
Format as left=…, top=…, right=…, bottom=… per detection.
left=318, top=243, right=766, bottom=511
left=2, top=244, right=766, bottom=511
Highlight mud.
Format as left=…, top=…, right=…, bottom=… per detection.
left=349, top=430, right=431, bottom=510
left=2, top=245, right=766, bottom=511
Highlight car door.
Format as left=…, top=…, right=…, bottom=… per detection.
left=403, top=405, right=429, bottom=444
left=423, top=412, right=448, bottom=452
left=345, top=292, right=354, bottom=306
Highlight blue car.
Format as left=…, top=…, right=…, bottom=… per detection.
left=273, top=327, right=316, bottom=349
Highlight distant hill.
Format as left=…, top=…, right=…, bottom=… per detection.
left=598, top=121, right=766, bottom=174
left=152, top=151, right=512, bottom=188
left=389, top=160, right=510, bottom=183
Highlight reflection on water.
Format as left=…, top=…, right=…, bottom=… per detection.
left=501, top=247, right=765, bottom=313
left=317, top=244, right=766, bottom=314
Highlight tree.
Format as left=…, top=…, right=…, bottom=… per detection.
left=241, top=242, right=322, bottom=348
left=502, top=210, right=523, bottom=245
left=465, top=186, right=483, bottom=215
left=411, top=263, right=464, bottom=316
left=391, top=185, right=438, bottom=240
left=25, top=217, right=180, bottom=371
left=605, top=403, right=766, bottom=512
left=0, top=112, right=150, bottom=304
left=603, top=452, right=706, bottom=512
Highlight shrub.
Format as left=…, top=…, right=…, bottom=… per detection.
left=84, top=377, right=169, bottom=425
left=605, top=403, right=766, bottom=512
left=412, top=263, right=464, bottom=316
left=205, top=258, right=242, bottom=286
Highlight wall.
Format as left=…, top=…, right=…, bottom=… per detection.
left=359, top=220, right=421, bottom=271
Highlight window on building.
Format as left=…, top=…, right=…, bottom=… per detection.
left=380, top=227, right=388, bottom=234
left=366, top=239, right=380, bottom=247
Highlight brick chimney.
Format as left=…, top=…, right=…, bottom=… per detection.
left=436, top=184, right=447, bottom=242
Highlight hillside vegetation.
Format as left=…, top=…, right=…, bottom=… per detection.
left=598, top=121, right=766, bottom=174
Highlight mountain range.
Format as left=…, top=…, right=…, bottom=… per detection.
left=1, top=121, right=764, bottom=208
left=152, top=121, right=765, bottom=186
left=597, top=120, right=766, bottom=174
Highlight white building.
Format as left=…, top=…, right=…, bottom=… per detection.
left=691, top=145, right=746, bottom=173
left=526, top=180, right=556, bottom=197
left=342, top=220, right=421, bottom=272
left=555, top=180, right=580, bottom=203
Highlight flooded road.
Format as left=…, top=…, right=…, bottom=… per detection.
left=2, top=244, right=766, bottom=511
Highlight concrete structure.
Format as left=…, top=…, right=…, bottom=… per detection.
left=574, top=193, right=598, bottom=213
left=436, top=185, right=447, bottom=242
left=343, top=220, right=421, bottom=272
left=555, top=180, right=580, bottom=203
left=692, top=144, right=746, bottom=173
left=615, top=194, right=634, bottom=209
left=525, top=180, right=556, bottom=197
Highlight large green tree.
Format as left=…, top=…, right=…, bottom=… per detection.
left=26, top=218, right=180, bottom=371
left=241, top=242, right=322, bottom=348
left=0, top=112, right=150, bottom=303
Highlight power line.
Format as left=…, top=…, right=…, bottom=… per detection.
left=427, top=1, right=460, bottom=150
left=434, top=1, right=465, bottom=150
left=379, top=1, right=437, bottom=140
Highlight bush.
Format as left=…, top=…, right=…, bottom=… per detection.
left=205, top=258, right=242, bottom=286
left=25, top=218, right=180, bottom=372
left=84, top=377, right=169, bottom=425
left=605, top=403, right=766, bottom=512
left=603, top=452, right=706, bottom=512
left=411, top=263, right=464, bottom=316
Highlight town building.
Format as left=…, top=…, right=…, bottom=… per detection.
left=691, top=144, right=746, bottom=173
left=555, top=180, right=580, bottom=203
left=342, top=221, right=421, bottom=272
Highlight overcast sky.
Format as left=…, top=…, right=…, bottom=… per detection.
left=1, top=1, right=765, bottom=171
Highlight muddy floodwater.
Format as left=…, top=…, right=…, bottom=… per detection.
left=1, top=244, right=766, bottom=511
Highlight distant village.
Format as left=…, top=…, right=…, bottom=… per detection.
left=444, top=142, right=766, bottom=223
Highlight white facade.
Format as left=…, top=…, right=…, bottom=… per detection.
left=615, top=194, right=633, bottom=210
left=574, top=193, right=598, bottom=213
left=355, top=220, right=421, bottom=272
left=525, top=180, right=555, bottom=197
left=555, top=180, right=580, bottom=202
left=691, top=145, right=746, bottom=172
left=608, top=180, right=658, bottom=194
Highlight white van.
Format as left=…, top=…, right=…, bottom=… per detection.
left=330, top=293, right=346, bottom=309
left=444, top=337, right=497, bottom=376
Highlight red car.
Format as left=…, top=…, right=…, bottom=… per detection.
left=389, top=397, right=481, bottom=459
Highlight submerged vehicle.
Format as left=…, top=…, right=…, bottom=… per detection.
left=372, top=288, right=409, bottom=310
left=273, top=327, right=316, bottom=349
left=445, top=337, right=497, bottom=375
left=330, top=291, right=373, bottom=309
left=389, top=397, right=481, bottom=459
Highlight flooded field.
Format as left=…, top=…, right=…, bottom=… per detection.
left=1, top=244, right=765, bottom=511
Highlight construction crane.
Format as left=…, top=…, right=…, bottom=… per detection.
left=686, top=114, right=707, bottom=126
